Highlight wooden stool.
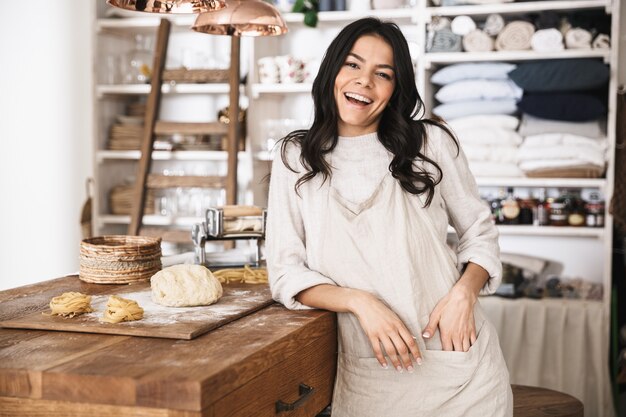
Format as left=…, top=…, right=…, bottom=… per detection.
left=513, top=384, right=583, bottom=417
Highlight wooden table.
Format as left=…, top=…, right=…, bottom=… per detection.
left=0, top=276, right=337, bottom=417
left=0, top=277, right=585, bottom=417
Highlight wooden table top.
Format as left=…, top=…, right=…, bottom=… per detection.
left=0, top=277, right=585, bottom=417
left=0, top=275, right=335, bottom=416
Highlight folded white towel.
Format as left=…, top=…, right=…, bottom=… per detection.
left=517, top=145, right=606, bottom=167
left=531, top=28, right=564, bottom=52
left=469, top=161, right=524, bottom=177
left=565, top=27, right=592, bottom=49
left=448, top=114, right=520, bottom=131
left=463, top=144, right=519, bottom=163
left=435, top=79, right=522, bottom=103
left=451, top=15, right=477, bottom=36
left=522, top=133, right=607, bottom=152
left=455, top=126, right=523, bottom=145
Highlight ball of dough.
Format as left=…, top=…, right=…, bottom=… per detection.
left=151, top=264, right=223, bottom=307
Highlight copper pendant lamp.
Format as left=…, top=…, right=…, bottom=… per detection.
left=191, top=0, right=288, bottom=37
left=106, top=0, right=226, bottom=14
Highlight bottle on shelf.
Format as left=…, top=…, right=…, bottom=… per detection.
left=585, top=191, right=605, bottom=228
left=533, top=188, right=550, bottom=227
left=561, top=189, right=585, bottom=227
left=490, top=188, right=505, bottom=225
left=500, top=187, right=520, bottom=225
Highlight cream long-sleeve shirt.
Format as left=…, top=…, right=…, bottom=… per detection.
left=266, top=125, right=502, bottom=310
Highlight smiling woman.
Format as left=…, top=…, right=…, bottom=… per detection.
left=266, top=17, right=513, bottom=416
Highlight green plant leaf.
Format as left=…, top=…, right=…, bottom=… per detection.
left=304, top=9, right=318, bottom=27
left=292, top=0, right=305, bottom=13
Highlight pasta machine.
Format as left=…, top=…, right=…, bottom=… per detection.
left=192, top=205, right=267, bottom=267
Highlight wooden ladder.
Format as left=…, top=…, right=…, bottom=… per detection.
left=128, top=19, right=242, bottom=243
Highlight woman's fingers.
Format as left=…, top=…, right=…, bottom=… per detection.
left=381, top=336, right=403, bottom=372
left=389, top=332, right=414, bottom=372
left=369, top=336, right=388, bottom=369
left=398, top=326, right=422, bottom=365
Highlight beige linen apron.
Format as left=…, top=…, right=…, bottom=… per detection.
left=316, top=172, right=513, bottom=417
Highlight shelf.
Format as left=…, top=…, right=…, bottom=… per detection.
left=250, top=83, right=312, bottom=97
left=97, top=150, right=247, bottom=162
left=96, top=83, right=231, bottom=96
left=99, top=214, right=201, bottom=227
left=448, top=225, right=605, bottom=238
left=425, top=49, right=610, bottom=65
left=497, top=225, right=605, bottom=238
left=96, top=16, right=195, bottom=33
left=475, top=177, right=607, bottom=188
left=282, top=8, right=416, bottom=24
left=426, top=0, right=610, bottom=18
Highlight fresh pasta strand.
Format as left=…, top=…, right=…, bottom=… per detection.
left=212, top=265, right=268, bottom=284
left=101, top=295, right=144, bottom=324
left=46, top=292, right=93, bottom=318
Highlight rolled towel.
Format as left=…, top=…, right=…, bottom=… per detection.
left=531, top=29, right=564, bottom=53
left=483, top=14, right=505, bottom=36
left=592, top=33, right=610, bottom=49
left=496, top=21, right=535, bottom=51
left=463, top=29, right=494, bottom=52
left=429, top=16, right=452, bottom=31
left=428, top=28, right=463, bottom=53
left=451, top=16, right=476, bottom=36
left=565, top=27, right=592, bottom=49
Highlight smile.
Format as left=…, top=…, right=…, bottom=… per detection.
left=344, top=92, right=373, bottom=105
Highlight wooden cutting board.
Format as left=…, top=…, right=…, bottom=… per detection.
left=0, top=281, right=273, bottom=340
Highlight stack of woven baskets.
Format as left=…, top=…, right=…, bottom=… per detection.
left=79, top=236, right=162, bottom=284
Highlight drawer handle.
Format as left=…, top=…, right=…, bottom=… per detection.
left=275, top=383, right=315, bottom=413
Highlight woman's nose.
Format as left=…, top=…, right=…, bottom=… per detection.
left=354, top=71, right=373, bottom=88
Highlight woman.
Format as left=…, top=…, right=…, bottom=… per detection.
left=266, top=17, right=512, bottom=416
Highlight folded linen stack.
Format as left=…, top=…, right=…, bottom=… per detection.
left=510, top=59, right=609, bottom=177
left=447, top=115, right=523, bottom=178
left=516, top=132, right=607, bottom=178
left=432, top=62, right=520, bottom=120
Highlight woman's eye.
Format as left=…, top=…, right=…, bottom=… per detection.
left=377, top=72, right=392, bottom=80
left=345, top=62, right=358, bottom=69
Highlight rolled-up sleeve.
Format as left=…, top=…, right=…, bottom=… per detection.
left=265, top=143, right=337, bottom=310
left=434, top=127, right=502, bottom=295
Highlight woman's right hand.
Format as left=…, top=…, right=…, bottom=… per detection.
left=349, top=290, right=422, bottom=372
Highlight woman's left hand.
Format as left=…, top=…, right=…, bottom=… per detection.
left=421, top=285, right=478, bottom=352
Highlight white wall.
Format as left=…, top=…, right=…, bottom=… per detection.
left=0, top=1, right=93, bottom=290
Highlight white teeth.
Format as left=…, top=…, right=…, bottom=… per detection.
left=345, top=92, right=373, bottom=104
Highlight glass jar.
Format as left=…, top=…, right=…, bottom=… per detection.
left=549, top=202, right=568, bottom=226
left=123, top=34, right=153, bottom=84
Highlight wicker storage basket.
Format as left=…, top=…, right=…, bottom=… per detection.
left=524, top=165, right=605, bottom=179
left=79, top=235, right=162, bottom=284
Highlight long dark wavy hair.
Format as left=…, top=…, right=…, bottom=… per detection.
left=280, top=17, right=458, bottom=206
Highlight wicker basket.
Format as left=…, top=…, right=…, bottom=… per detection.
left=524, top=165, right=605, bottom=179
left=79, top=235, right=162, bottom=284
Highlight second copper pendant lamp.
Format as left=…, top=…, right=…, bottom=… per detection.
left=191, top=0, right=288, bottom=37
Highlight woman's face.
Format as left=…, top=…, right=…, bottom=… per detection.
left=334, top=34, right=396, bottom=137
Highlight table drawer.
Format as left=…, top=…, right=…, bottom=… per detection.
left=214, top=328, right=337, bottom=417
